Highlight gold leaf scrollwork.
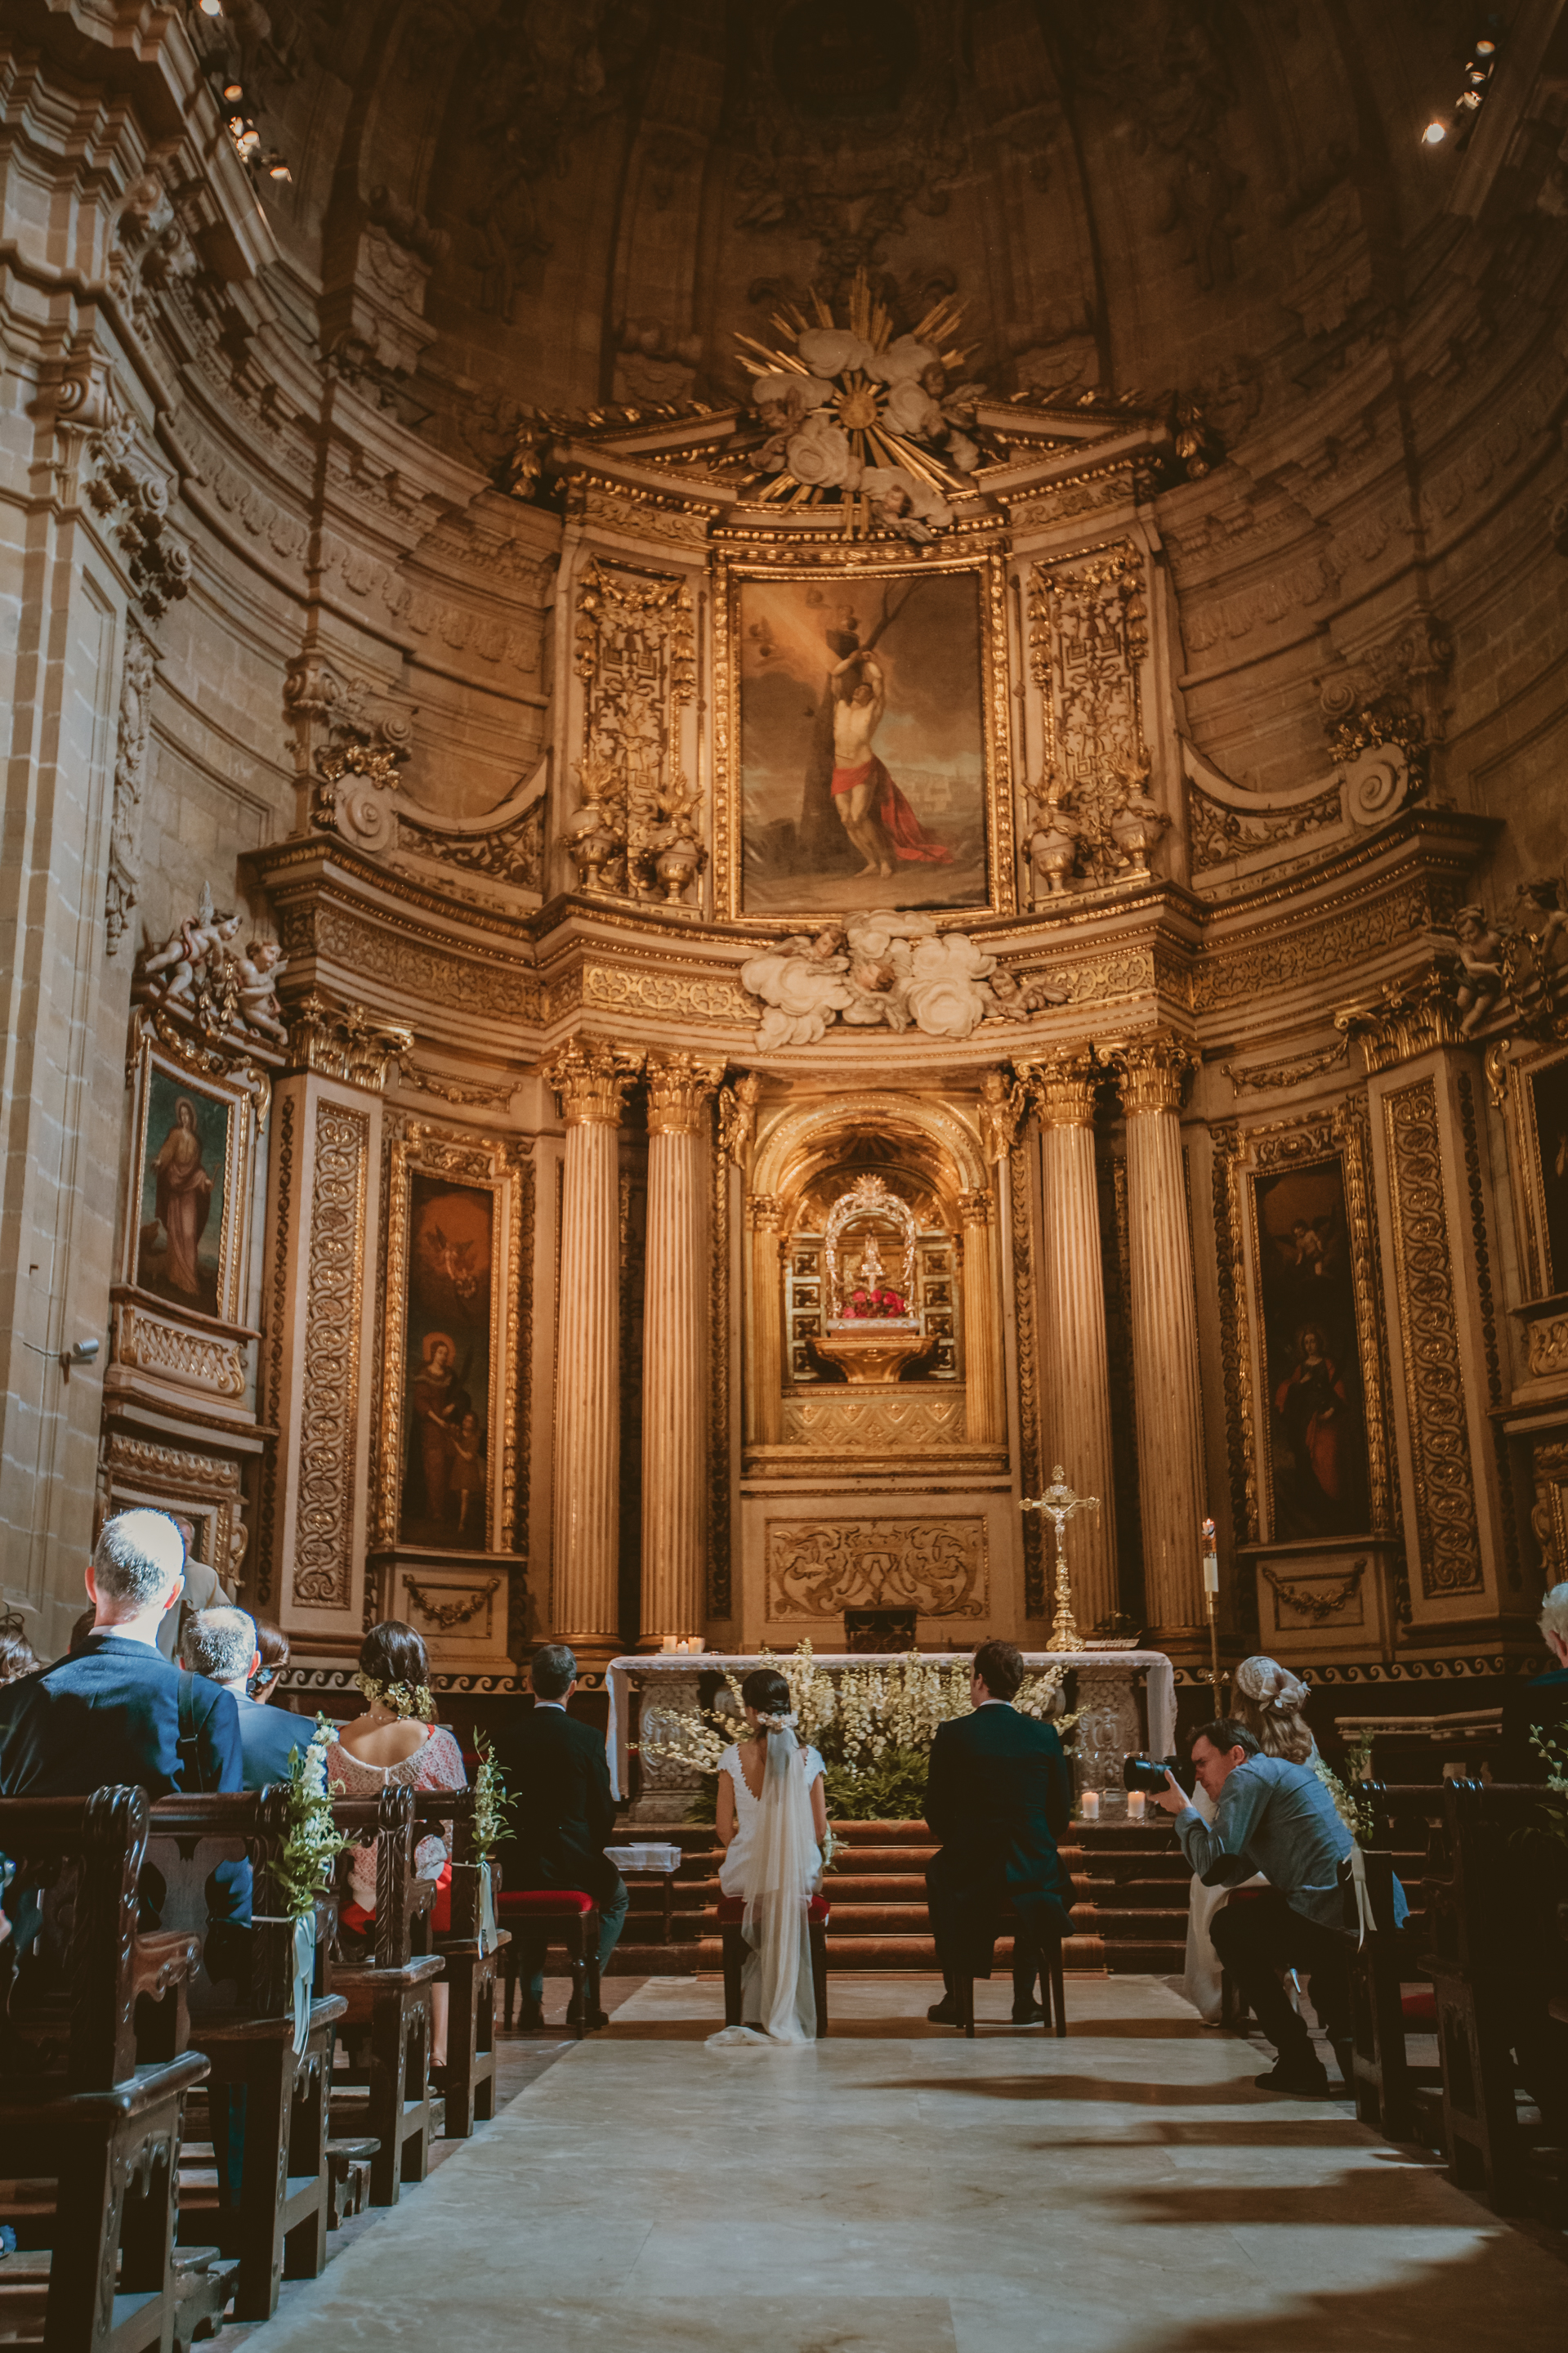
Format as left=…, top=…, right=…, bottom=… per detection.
left=404, top=1576, right=502, bottom=1633
left=293, top=1100, right=369, bottom=1608
left=1008, top=1141, right=1045, bottom=1615
left=1262, top=1559, right=1366, bottom=1624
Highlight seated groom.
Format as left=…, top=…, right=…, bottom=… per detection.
left=924, top=1639, right=1073, bottom=2026
left=491, top=1644, right=628, bottom=2030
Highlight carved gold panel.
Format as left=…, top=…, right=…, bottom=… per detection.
left=766, top=1515, right=989, bottom=1621
left=292, top=1098, right=371, bottom=1610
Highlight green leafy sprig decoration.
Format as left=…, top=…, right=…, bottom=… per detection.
left=273, top=1714, right=353, bottom=1922
left=471, top=1730, right=515, bottom=1863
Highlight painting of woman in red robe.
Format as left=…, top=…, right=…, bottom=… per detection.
left=136, top=1077, right=226, bottom=1317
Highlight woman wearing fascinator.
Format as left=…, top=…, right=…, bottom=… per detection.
left=1182, top=1655, right=1315, bottom=2023
left=708, top=1667, right=829, bottom=2046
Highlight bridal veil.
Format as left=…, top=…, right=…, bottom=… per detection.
left=708, top=1715, right=820, bottom=2047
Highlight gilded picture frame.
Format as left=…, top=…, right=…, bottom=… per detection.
left=119, top=1021, right=267, bottom=1328
left=712, top=545, right=1016, bottom=924
left=1213, top=1104, right=1396, bottom=1547
left=1500, top=1037, right=1568, bottom=1302
left=376, top=1124, right=528, bottom=1555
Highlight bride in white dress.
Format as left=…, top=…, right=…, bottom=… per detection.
left=710, top=1667, right=829, bottom=2046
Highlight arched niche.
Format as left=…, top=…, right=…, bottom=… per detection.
left=744, top=1092, right=1005, bottom=1455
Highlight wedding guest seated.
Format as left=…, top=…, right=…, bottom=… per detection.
left=249, top=1617, right=290, bottom=1704
left=924, top=1639, right=1073, bottom=2027
left=0, top=1615, right=38, bottom=1689
left=328, top=1621, right=467, bottom=2066
left=490, top=1644, right=627, bottom=2031
left=1156, top=1718, right=1404, bottom=2099
left=181, top=1605, right=306, bottom=1790
left=0, top=1509, right=241, bottom=1800
left=155, top=1512, right=226, bottom=1662
left=1528, top=1581, right=1568, bottom=1730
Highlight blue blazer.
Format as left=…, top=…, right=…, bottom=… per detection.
left=0, top=1631, right=243, bottom=1799
left=238, top=1698, right=309, bottom=1792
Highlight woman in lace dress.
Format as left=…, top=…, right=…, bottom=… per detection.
left=328, top=1621, right=467, bottom=2066
left=1182, top=1656, right=1315, bottom=2022
left=712, top=1667, right=829, bottom=2045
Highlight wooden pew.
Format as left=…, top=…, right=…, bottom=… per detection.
left=409, top=1789, right=509, bottom=2138
left=145, top=1791, right=349, bottom=2323
left=0, top=1786, right=237, bottom=2353
left=1345, top=1785, right=1446, bottom=2144
left=322, top=1789, right=443, bottom=2205
left=1420, top=1779, right=1568, bottom=2215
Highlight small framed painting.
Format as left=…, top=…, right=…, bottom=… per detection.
left=121, top=1026, right=266, bottom=1326
left=713, top=550, right=1014, bottom=921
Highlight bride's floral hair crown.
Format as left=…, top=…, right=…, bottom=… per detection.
left=755, top=1709, right=798, bottom=1733
left=355, top=1670, right=436, bottom=1723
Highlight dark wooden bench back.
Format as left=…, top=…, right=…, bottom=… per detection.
left=0, top=1786, right=197, bottom=2089
left=409, top=1788, right=485, bottom=1944
left=145, top=1789, right=296, bottom=2023
left=328, top=1788, right=433, bottom=1968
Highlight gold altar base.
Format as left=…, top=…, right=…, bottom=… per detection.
left=808, top=1324, right=937, bottom=1385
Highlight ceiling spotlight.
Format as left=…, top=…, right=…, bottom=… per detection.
left=199, top=0, right=223, bottom=15
left=1475, top=38, right=1496, bottom=56
left=267, top=156, right=292, bottom=181
left=1467, top=66, right=1488, bottom=85
left=1458, top=88, right=1482, bottom=109
left=223, top=80, right=243, bottom=101
left=1423, top=119, right=1448, bottom=144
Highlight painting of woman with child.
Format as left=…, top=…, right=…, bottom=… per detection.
left=399, top=1175, right=494, bottom=1546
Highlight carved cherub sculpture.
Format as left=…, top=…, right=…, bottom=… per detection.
left=1453, top=902, right=1507, bottom=1036
left=978, top=1068, right=1026, bottom=1164
left=235, top=940, right=288, bottom=1043
left=141, top=883, right=241, bottom=1003
left=984, top=968, right=1068, bottom=1022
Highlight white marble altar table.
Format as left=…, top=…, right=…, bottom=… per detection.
left=605, top=1649, right=1176, bottom=1809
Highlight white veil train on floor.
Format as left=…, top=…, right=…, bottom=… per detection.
left=707, top=1714, right=820, bottom=2048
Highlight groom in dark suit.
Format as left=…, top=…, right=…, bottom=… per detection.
left=924, top=1639, right=1074, bottom=2026
left=491, top=1644, right=628, bottom=2029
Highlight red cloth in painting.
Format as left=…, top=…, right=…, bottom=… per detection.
left=829, top=755, right=954, bottom=864
left=1274, top=1357, right=1347, bottom=1501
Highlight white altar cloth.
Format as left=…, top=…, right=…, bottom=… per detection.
left=604, top=1648, right=1176, bottom=1802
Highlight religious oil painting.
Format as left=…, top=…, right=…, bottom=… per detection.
left=1528, top=1053, right=1568, bottom=1295
left=1253, top=1158, right=1371, bottom=1541
left=736, top=569, right=990, bottom=915
left=399, top=1174, right=493, bottom=1546
left=136, top=1071, right=230, bottom=1321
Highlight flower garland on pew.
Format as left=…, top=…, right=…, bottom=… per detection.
left=270, top=1716, right=353, bottom=2055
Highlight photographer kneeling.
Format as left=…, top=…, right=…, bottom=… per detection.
left=1153, top=1718, right=1389, bottom=2100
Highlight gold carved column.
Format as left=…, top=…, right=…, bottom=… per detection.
left=958, top=1188, right=1006, bottom=1447
left=640, top=1051, right=723, bottom=1647
left=1025, top=1048, right=1119, bottom=1632
left=1110, top=1032, right=1206, bottom=1644
left=547, top=1036, right=643, bottom=1667
left=746, top=1193, right=786, bottom=1448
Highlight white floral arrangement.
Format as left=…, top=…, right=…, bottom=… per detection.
left=275, top=1715, right=352, bottom=1922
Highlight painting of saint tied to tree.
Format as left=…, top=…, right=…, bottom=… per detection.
left=739, top=571, right=989, bottom=915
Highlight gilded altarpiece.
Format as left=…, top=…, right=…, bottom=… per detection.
left=372, top=1125, right=529, bottom=1671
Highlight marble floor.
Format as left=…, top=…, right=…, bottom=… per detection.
left=246, top=1975, right=1564, bottom=2352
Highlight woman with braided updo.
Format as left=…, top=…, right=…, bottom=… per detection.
left=328, top=1621, right=467, bottom=2065
left=712, top=1667, right=829, bottom=2043
left=1233, top=1655, right=1316, bottom=1764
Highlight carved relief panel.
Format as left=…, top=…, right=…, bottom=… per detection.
left=559, top=555, right=702, bottom=907
left=766, top=1515, right=989, bottom=1622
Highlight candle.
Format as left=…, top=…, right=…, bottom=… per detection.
left=1202, top=1518, right=1219, bottom=1596
left=1127, top=1788, right=1146, bottom=1820
left=1079, top=1789, right=1100, bottom=1821
left=661, top=1635, right=677, bottom=1653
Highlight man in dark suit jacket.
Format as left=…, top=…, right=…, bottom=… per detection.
left=923, top=1639, right=1074, bottom=2026
left=181, top=1604, right=306, bottom=1791
left=491, top=1644, right=628, bottom=2029
left=0, top=1510, right=246, bottom=1941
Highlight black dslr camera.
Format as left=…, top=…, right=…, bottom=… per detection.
left=1123, top=1754, right=1197, bottom=1797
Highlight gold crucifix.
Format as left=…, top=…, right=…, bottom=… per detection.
left=1021, top=1465, right=1101, bottom=1653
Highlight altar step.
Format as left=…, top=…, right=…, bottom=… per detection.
left=605, top=1815, right=1195, bottom=1977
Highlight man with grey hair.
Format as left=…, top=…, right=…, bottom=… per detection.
left=490, top=1644, right=628, bottom=2029
left=1528, top=1579, right=1568, bottom=1732
left=0, top=1509, right=242, bottom=1801
left=181, top=1605, right=305, bottom=1790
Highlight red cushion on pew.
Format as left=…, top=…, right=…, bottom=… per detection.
left=497, top=1890, right=596, bottom=1917
left=1400, top=1987, right=1437, bottom=2025
left=715, top=1894, right=829, bottom=1925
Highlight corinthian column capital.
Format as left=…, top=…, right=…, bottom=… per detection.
left=747, top=1190, right=785, bottom=1232
left=646, top=1049, right=725, bottom=1136
left=1108, top=1030, right=1195, bottom=1118
left=545, top=1035, right=644, bottom=1125
left=1021, top=1045, right=1100, bottom=1130
left=958, top=1187, right=994, bottom=1225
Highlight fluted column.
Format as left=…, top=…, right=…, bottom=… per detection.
left=640, top=1051, right=723, bottom=1648
left=1024, top=1048, right=1119, bottom=1633
left=1110, top=1031, right=1206, bottom=1644
left=547, top=1036, right=643, bottom=1667
left=746, top=1192, right=786, bottom=1447
left=958, top=1187, right=1006, bottom=1446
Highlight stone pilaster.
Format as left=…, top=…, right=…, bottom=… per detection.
left=640, top=1052, right=723, bottom=1647
left=1024, top=1047, right=1119, bottom=1633
left=546, top=1036, right=643, bottom=1667
left=1110, top=1032, right=1207, bottom=1645
left=746, top=1193, right=787, bottom=1447
left=958, top=1188, right=1007, bottom=1447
